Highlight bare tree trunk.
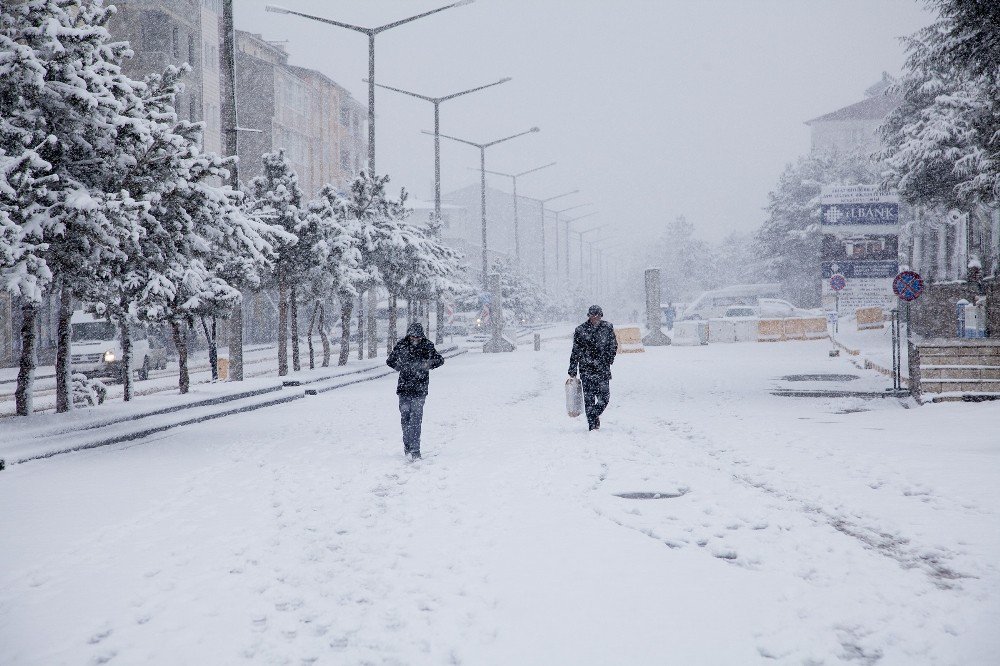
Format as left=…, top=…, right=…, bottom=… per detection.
left=200, top=316, right=218, bottom=380
left=367, top=287, right=377, bottom=358
left=319, top=302, right=330, bottom=367
left=120, top=319, right=134, bottom=401
left=228, top=299, right=243, bottom=381
left=435, top=296, right=445, bottom=345
left=55, top=280, right=74, bottom=413
left=15, top=302, right=38, bottom=416
left=356, top=291, right=364, bottom=361
left=290, top=283, right=301, bottom=372
left=171, top=320, right=190, bottom=394
left=387, top=291, right=398, bottom=355
left=277, top=270, right=288, bottom=376
left=307, top=300, right=318, bottom=370
left=339, top=298, right=352, bottom=366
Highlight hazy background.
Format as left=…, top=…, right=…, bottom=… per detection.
left=237, top=0, right=934, bottom=245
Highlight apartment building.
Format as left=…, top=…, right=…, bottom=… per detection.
left=235, top=31, right=366, bottom=197
left=108, top=0, right=225, bottom=154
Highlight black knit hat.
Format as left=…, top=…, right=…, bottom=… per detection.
left=587, top=305, right=603, bottom=317
left=406, top=322, right=425, bottom=337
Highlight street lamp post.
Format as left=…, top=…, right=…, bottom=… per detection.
left=524, top=190, right=578, bottom=290
left=266, top=0, right=474, bottom=175
left=549, top=204, right=591, bottom=283
left=433, top=128, right=540, bottom=288
left=576, top=224, right=607, bottom=291
left=373, top=78, right=510, bottom=222
left=482, top=162, right=556, bottom=272
left=562, top=211, right=597, bottom=281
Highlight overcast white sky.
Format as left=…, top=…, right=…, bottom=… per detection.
left=237, top=0, right=934, bottom=245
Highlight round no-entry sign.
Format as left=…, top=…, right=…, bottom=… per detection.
left=893, top=270, right=924, bottom=301
left=830, top=273, right=847, bottom=291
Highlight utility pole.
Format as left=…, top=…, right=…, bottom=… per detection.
left=222, top=0, right=243, bottom=381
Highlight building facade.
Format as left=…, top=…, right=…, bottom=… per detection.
left=805, top=73, right=899, bottom=155
left=235, top=31, right=366, bottom=198
left=108, top=0, right=224, bottom=154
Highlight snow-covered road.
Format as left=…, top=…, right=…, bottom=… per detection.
left=1, top=334, right=998, bottom=664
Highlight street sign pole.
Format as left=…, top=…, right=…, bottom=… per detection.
left=891, top=270, right=924, bottom=396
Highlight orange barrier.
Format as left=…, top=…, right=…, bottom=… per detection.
left=757, top=317, right=828, bottom=342
left=615, top=326, right=645, bottom=353
left=757, top=319, right=785, bottom=342
left=856, top=307, right=885, bottom=330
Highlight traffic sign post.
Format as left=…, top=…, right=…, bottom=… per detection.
left=892, top=270, right=923, bottom=302
left=829, top=273, right=846, bottom=333
left=890, top=271, right=924, bottom=395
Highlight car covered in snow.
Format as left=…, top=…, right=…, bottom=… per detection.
left=70, top=311, right=166, bottom=382
left=681, top=283, right=782, bottom=320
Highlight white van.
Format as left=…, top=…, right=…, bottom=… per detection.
left=680, top=283, right=783, bottom=321
left=70, top=311, right=165, bottom=381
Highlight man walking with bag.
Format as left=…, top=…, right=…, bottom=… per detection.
left=387, top=322, right=444, bottom=460
left=568, top=305, right=617, bottom=431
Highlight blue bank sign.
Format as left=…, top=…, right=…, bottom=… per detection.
left=820, top=185, right=900, bottom=228
left=821, top=202, right=898, bottom=226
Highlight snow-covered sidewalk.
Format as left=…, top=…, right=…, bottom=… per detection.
left=1, top=337, right=997, bottom=664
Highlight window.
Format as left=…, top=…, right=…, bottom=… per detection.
left=172, top=27, right=180, bottom=59
left=340, top=105, right=350, bottom=126
left=188, top=35, right=196, bottom=66
left=340, top=149, right=350, bottom=171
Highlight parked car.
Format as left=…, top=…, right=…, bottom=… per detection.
left=70, top=311, right=165, bottom=382
left=721, top=300, right=822, bottom=320
left=757, top=298, right=822, bottom=318
left=723, top=305, right=759, bottom=318
left=681, top=283, right=782, bottom=320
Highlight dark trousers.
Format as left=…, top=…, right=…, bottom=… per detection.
left=399, top=394, right=427, bottom=454
left=580, top=374, right=610, bottom=429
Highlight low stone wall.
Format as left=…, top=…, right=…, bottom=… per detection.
left=909, top=278, right=1000, bottom=338
left=910, top=339, right=1000, bottom=397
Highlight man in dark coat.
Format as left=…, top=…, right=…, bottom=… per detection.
left=568, top=305, right=618, bottom=431
left=386, top=322, right=444, bottom=460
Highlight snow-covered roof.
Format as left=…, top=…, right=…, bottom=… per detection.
left=805, top=92, right=900, bottom=125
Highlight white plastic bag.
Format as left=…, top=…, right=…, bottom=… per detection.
left=565, top=377, right=583, bottom=417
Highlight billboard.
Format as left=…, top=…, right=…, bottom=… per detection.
left=820, top=185, right=901, bottom=314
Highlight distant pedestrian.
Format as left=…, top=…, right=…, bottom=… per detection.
left=386, top=323, right=444, bottom=460
left=568, top=305, right=618, bottom=431
left=665, top=302, right=677, bottom=329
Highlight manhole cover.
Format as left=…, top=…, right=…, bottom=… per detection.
left=781, top=374, right=859, bottom=382
left=613, top=490, right=688, bottom=500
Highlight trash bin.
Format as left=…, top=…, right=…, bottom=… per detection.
left=964, top=301, right=986, bottom=338
left=217, top=357, right=230, bottom=381
left=956, top=299, right=969, bottom=337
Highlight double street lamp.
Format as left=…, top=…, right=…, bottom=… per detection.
left=482, top=162, right=556, bottom=271
left=563, top=211, right=598, bottom=280
left=373, top=78, right=510, bottom=222
left=266, top=0, right=474, bottom=174
left=575, top=224, right=607, bottom=291
left=431, top=128, right=540, bottom=288
left=526, top=190, right=578, bottom=290
left=549, top=203, right=591, bottom=281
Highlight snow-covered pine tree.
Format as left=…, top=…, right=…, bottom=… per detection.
left=880, top=1, right=1000, bottom=209
left=753, top=150, right=878, bottom=306
left=336, top=170, right=400, bottom=360
left=247, top=151, right=302, bottom=377
left=304, top=185, right=366, bottom=366
left=1, top=0, right=144, bottom=414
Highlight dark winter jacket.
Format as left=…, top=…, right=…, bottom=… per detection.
left=568, top=320, right=618, bottom=379
left=386, top=336, right=445, bottom=396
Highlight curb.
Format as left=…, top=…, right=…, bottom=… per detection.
left=9, top=347, right=468, bottom=466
